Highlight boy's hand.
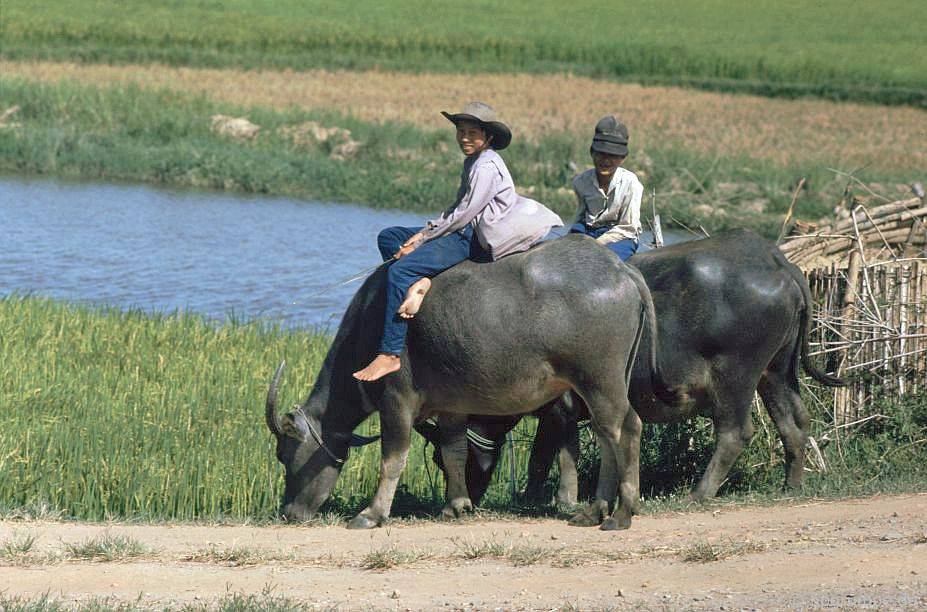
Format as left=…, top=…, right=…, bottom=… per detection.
left=395, top=232, right=425, bottom=259
left=396, top=243, right=417, bottom=259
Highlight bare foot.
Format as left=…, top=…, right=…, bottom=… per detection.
left=353, top=354, right=401, bottom=381
left=398, top=278, right=432, bottom=319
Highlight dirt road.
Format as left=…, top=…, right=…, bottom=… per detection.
left=2, top=493, right=925, bottom=610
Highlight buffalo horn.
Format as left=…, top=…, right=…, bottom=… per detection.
left=265, top=361, right=286, bottom=437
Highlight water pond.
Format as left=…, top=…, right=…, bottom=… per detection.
left=0, top=177, right=682, bottom=328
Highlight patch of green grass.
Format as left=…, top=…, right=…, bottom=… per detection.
left=0, top=500, right=65, bottom=522
left=360, top=544, right=434, bottom=570
left=0, top=594, right=144, bottom=612
left=508, top=544, right=555, bottom=567
left=4, top=1, right=925, bottom=106
left=199, top=591, right=322, bottom=612
left=452, top=535, right=512, bottom=560
left=449, top=535, right=555, bottom=566
left=1, top=532, right=37, bottom=564
left=0, top=591, right=315, bottom=612
left=63, top=533, right=151, bottom=561
left=680, top=538, right=767, bottom=563
left=182, top=544, right=294, bottom=566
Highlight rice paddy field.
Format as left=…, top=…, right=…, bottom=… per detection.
left=5, top=1, right=926, bottom=106
left=2, top=1, right=927, bottom=526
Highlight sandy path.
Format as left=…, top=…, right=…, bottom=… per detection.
left=2, top=493, right=926, bottom=610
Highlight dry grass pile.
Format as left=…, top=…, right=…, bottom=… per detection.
left=4, top=60, right=925, bottom=173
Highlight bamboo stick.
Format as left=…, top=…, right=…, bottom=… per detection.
left=898, top=265, right=908, bottom=395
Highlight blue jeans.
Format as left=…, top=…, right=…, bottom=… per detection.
left=569, top=223, right=639, bottom=261
left=376, top=225, right=487, bottom=355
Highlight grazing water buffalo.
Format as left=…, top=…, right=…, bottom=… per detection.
left=439, top=230, right=845, bottom=507
left=264, top=235, right=674, bottom=530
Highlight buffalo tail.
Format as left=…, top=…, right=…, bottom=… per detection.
left=624, top=263, right=684, bottom=404
left=775, top=249, right=846, bottom=387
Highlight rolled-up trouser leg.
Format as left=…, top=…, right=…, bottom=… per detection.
left=570, top=223, right=639, bottom=261
left=379, top=229, right=474, bottom=355
left=569, top=222, right=589, bottom=235
left=606, top=238, right=639, bottom=261
left=377, top=226, right=424, bottom=262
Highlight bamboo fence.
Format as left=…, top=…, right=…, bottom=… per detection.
left=779, top=194, right=927, bottom=425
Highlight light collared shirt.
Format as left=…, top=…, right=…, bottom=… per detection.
left=421, top=149, right=562, bottom=260
left=572, top=167, right=643, bottom=244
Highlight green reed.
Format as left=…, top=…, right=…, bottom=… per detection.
left=0, top=296, right=540, bottom=520
left=4, top=77, right=917, bottom=240
left=4, top=1, right=925, bottom=106
left=2, top=296, right=924, bottom=521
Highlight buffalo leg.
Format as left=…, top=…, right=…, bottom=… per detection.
left=555, top=424, right=581, bottom=507
left=758, top=368, right=810, bottom=490
left=691, top=384, right=756, bottom=500
left=463, top=417, right=520, bottom=506
left=465, top=444, right=500, bottom=507
left=615, top=409, right=643, bottom=515
left=348, top=395, right=414, bottom=529
left=568, top=431, right=612, bottom=527
left=568, top=383, right=633, bottom=530
left=438, top=412, right=473, bottom=519
left=525, top=398, right=578, bottom=506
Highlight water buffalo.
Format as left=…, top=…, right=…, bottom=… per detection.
left=435, top=229, right=845, bottom=507
left=264, top=235, right=674, bottom=530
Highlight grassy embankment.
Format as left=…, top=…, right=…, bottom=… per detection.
left=3, top=76, right=923, bottom=238
left=2, top=295, right=925, bottom=522
left=4, top=0, right=926, bottom=107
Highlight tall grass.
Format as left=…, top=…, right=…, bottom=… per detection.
left=0, top=295, right=323, bottom=520
left=563, top=393, right=927, bottom=504
left=0, top=296, right=538, bottom=520
left=4, top=77, right=917, bottom=239
left=4, top=1, right=925, bottom=106
left=1, top=296, right=924, bottom=521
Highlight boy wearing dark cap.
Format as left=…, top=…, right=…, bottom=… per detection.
left=569, top=116, right=643, bottom=261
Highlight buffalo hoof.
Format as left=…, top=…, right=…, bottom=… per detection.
left=687, top=490, right=709, bottom=504
left=346, top=513, right=380, bottom=529
left=600, top=512, right=632, bottom=531
left=441, top=497, right=473, bottom=520
left=555, top=493, right=579, bottom=511
left=568, top=501, right=607, bottom=527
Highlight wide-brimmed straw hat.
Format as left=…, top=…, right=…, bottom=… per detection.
left=441, top=101, right=512, bottom=150
left=591, top=115, right=629, bottom=157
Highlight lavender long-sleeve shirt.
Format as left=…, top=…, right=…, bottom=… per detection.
left=420, top=150, right=562, bottom=260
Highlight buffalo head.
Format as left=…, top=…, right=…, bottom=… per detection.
left=265, top=362, right=378, bottom=521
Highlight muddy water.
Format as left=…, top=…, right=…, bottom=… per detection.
left=0, top=176, right=683, bottom=328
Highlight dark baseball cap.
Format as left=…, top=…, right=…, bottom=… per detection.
left=591, top=115, right=629, bottom=157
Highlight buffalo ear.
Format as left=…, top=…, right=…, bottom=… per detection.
left=349, top=433, right=380, bottom=447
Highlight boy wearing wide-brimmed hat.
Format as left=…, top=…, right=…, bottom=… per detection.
left=569, top=116, right=643, bottom=260
left=354, top=101, right=562, bottom=381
